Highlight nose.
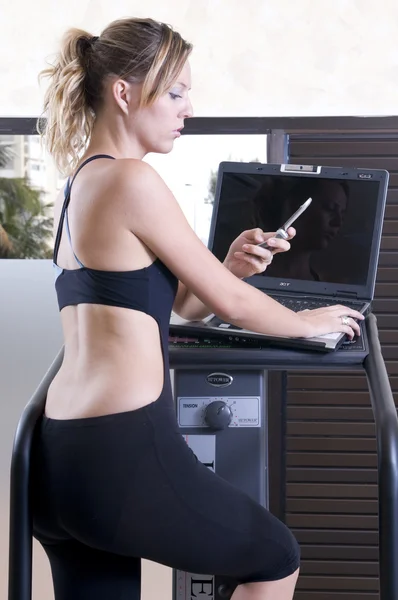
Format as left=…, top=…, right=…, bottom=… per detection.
left=181, top=96, right=194, bottom=119
left=330, top=213, right=342, bottom=228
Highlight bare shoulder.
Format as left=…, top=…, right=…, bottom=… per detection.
left=112, top=158, right=168, bottom=199
left=110, top=158, right=176, bottom=228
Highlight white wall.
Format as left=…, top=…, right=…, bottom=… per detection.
left=1, top=0, right=398, bottom=118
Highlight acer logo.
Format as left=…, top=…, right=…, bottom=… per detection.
left=279, top=282, right=290, bottom=286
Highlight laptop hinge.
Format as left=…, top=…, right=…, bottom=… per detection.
left=335, top=290, right=358, bottom=299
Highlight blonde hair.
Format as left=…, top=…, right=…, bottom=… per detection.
left=37, top=18, right=192, bottom=176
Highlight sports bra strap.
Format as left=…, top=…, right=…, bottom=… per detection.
left=65, top=209, right=85, bottom=268
left=53, top=154, right=115, bottom=266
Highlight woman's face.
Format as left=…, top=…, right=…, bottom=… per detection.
left=287, top=181, right=348, bottom=251
left=131, top=60, right=194, bottom=155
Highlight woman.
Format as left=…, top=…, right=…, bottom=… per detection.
left=32, top=17, right=363, bottom=600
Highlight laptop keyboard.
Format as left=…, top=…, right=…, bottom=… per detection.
left=269, top=295, right=364, bottom=313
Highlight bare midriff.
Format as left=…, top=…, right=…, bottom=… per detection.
left=45, top=303, right=165, bottom=420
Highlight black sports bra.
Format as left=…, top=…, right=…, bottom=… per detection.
left=53, top=154, right=179, bottom=324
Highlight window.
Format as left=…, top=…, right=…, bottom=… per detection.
left=0, top=128, right=267, bottom=258
left=0, top=134, right=62, bottom=259
left=145, top=134, right=267, bottom=245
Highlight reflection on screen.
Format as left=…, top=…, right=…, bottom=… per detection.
left=211, top=173, right=380, bottom=286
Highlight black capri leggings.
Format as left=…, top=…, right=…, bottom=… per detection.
left=32, top=394, right=300, bottom=600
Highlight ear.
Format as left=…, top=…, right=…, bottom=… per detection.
left=111, top=79, right=132, bottom=115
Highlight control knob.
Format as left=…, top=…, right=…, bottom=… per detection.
left=205, top=401, right=232, bottom=430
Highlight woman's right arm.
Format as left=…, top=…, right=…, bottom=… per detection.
left=117, top=160, right=363, bottom=339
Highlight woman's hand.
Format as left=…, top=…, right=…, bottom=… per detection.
left=223, top=227, right=296, bottom=279
left=298, top=305, right=365, bottom=339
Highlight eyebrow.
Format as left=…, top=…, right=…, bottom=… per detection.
left=175, top=81, right=191, bottom=90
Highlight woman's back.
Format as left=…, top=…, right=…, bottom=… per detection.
left=46, top=155, right=178, bottom=419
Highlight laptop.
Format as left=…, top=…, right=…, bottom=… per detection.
left=170, top=162, right=389, bottom=352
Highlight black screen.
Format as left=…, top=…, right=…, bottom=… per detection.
left=211, top=172, right=380, bottom=286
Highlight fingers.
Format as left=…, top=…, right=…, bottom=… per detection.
left=320, top=306, right=364, bottom=337
left=265, top=237, right=291, bottom=254
left=243, top=228, right=294, bottom=255
left=341, top=317, right=361, bottom=338
left=244, top=228, right=269, bottom=244
left=341, top=324, right=356, bottom=340
left=245, top=229, right=293, bottom=251
left=234, top=250, right=272, bottom=272
left=286, top=226, right=296, bottom=240
left=307, top=304, right=365, bottom=322
left=329, top=305, right=365, bottom=321
left=301, top=305, right=364, bottom=340
left=345, top=309, right=365, bottom=322
left=248, top=238, right=291, bottom=254
left=241, top=243, right=274, bottom=262
left=330, top=313, right=361, bottom=338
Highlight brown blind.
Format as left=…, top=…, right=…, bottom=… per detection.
left=285, top=134, right=398, bottom=599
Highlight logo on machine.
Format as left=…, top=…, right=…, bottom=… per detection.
left=279, top=282, right=290, bottom=286
left=206, top=372, right=233, bottom=387
left=358, top=173, right=373, bottom=179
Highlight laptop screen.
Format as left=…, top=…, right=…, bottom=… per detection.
left=210, top=167, right=387, bottom=297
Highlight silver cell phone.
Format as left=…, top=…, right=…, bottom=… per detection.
left=257, top=197, right=312, bottom=249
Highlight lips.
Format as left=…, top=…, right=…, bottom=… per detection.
left=172, top=127, right=183, bottom=137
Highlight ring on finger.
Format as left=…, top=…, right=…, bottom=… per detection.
left=341, top=316, right=350, bottom=326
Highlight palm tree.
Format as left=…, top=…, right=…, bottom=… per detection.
left=0, top=144, right=14, bottom=255
left=0, top=144, right=13, bottom=168
left=0, top=142, right=54, bottom=258
left=0, top=176, right=54, bottom=259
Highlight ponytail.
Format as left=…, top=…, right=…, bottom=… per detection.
left=37, top=28, right=97, bottom=176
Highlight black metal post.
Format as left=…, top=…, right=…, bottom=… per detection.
left=364, top=314, right=398, bottom=600
left=8, top=348, right=64, bottom=600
